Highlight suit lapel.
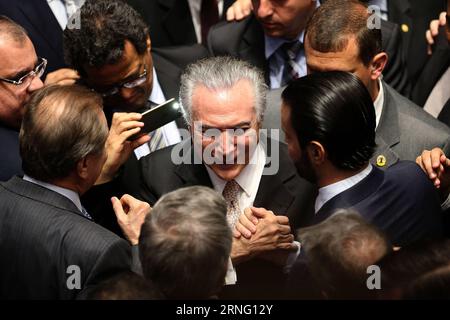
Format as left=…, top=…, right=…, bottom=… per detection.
left=17, top=0, right=63, bottom=54
left=373, top=81, right=400, bottom=168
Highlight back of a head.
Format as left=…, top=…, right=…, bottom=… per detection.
left=63, top=0, right=149, bottom=76
left=378, top=238, right=450, bottom=299
left=88, top=271, right=163, bottom=300
left=139, top=186, right=232, bottom=299
left=306, top=0, right=382, bottom=66
left=403, top=264, right=450, bottom=299
left=298, top=209, right=390, bottom=299
left=282, top=71, right=376, bottom=171
left=19, top=84, right=107, bottom=182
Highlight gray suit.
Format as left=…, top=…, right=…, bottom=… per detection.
left=262, top=87, right=285, bottom=142
left=372, top=82, right=450, bottom=168
left=0, top=177, right=132, bottom=299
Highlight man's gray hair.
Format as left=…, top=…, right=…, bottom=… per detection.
left=139, top=186, right=232, bottom=299
left=179, top=56, right=268, bottom=125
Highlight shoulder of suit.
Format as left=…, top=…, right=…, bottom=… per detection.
left=384, top=83, right=450, bottom=135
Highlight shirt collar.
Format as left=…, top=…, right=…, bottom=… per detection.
left=148, top=67, right=166, bottom=105
left=374, top=78, right=384, bottom=129
left=205, top=143, right=266, bottom=197
left=315, top=164, right=373, bottom=213
left=23, top=175, right=83, bottom=212
left=265, top=30, right=305, bottom=59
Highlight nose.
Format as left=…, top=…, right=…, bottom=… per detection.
left=256, top=0, right=273, bottom=19
left=218, top=130, right=237, bottom=161
left=28, top=76, right=44, bottom=92
left=119, top=86, right=137, bottom=100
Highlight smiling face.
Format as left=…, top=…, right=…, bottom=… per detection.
left=190, top=80, right=260, bottom=181
left=252, top=0, right=316, bottom=40
left=83, top=39, right=153, bottom=113
left=0, top=37, right=44, bottom=129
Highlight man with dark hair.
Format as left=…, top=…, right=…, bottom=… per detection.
left=63, top=0, right=208, bottom=189
left=279, top=71, right=443, bottom=246
left=304, top=0, right=450, bottom=169
left=238, top=72, right=443, bottom=248
left=207, top=0, right=407, bottom=93
left=0, top=15, right=45, bottom=181
left=287, top=209, right=391, bottom=299
left=139, top=186, right=232, bottom=299
left=0, top=84, right=149, bottom=299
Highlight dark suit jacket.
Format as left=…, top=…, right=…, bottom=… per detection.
left=0, top=125, right=22, bottom=182
left=371, top=81, right=450, bottom=169
left=0, top=177, right=132, bottom=299
left=208, top=15, right=408, bottom=93
left=0, top=0, right=67, bottom=76
left=127, top=0, right=234, bottom=47
left=313, top=162, right=443, bottom=246
left=388, top=0, right=447, bottom=91
left=134, top=138, right=316, bottom=299
left=410, top=25, right=450, bottom=107
left=286, top=161, right=444, bottom=299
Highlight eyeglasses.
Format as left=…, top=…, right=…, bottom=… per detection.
left=0, top=57, right=47, bottom=88
left=97, top=65, right=148, bottom=98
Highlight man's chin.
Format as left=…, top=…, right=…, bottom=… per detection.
left=210, top=164, right=244, bottom=181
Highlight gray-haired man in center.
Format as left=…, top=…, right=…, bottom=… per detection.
left=132, top=56, right=316, bottom=299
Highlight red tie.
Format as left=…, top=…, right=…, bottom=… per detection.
left=200, top=0, right=220, bottom=44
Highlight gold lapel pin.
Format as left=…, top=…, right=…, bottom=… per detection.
left=401, top=24, right=409, bottom=33
left=376, top=155, right=387, bottom=167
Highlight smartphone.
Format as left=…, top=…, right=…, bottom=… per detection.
left=128, top=98, right=183, bottom=140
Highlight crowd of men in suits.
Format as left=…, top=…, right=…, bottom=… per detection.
left=0, top=0, right=450, bottom=299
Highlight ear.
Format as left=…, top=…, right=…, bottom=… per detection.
left=76, top=156, right=90, bottom=180
left=146, top=35, right=152, bottom=53
left=306, top=141, right=326, bottom=166
left=370, top=52, right=388, bottom=80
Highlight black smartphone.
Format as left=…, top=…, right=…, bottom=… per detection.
left=128, top=98, right=183, bottom=140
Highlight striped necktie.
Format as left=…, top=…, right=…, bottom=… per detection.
left=280, top=40, right=303, bottom=86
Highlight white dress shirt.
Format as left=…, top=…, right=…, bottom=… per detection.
left=206, top=143, right=301, bottom=282
left=374, top=78, right=385, bottom=129
left=315, top=164, right=373, bottom=213
left=47, top=0, right=83, bottom=30
left=133, top=68, right=182, bottom=160
left=187, top=0, right=224, bottom=44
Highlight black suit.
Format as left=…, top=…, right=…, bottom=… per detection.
left=0, top=177, right=132, bottom=299
left=0, top=125, right=22, bottom=182
left=388, top=0, right=447, bottom=92
left=127, top=0, right=235, bottom=47
left=208, top=15, right=408, bottom=93
left=0, top=0, right=67, bottom=76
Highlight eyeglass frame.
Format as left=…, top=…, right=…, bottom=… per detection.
left=95, top=64, right=148, bottom=98
left=0, top=57, right=47, bottom=87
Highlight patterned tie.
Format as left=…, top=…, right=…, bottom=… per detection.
left=222, top=180, right=242, bottom=228
left=200, top=0, right=220, bottom=44
left=281, top=40, right=304, bottom=86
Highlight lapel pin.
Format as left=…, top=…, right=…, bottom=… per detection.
left=401, top=24, right=409, bottom=33
left=376, top=155, right=387, bottom=167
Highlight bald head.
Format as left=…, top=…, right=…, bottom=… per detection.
left=0, top=15, right=28, bottom=46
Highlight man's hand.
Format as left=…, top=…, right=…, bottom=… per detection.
left=230, top=207, right=296, bottom=265
left=96, top=112, right=150, bottom=184
left=111, top=194, right=151, bottom=245
left=226, top=0, right=252, bottom=21
left=426, top=12, right=447, bottom=55
left=416, top=148, right=450, bottom=197
left=44, top=68, right=80, bottom=86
